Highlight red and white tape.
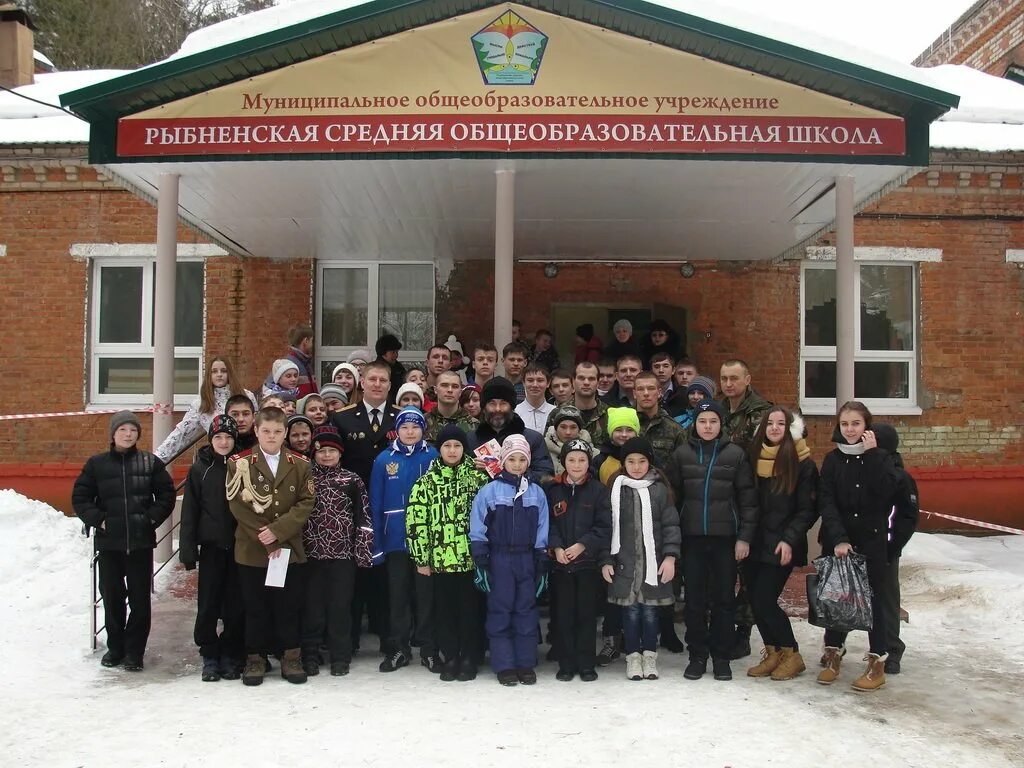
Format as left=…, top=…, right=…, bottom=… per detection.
left=0, top=404, right=175, bottom=421
left=924, top=509, right=1024, bottom=536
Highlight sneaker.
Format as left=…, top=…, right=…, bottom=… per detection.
left=556, top=667, right=575, bottom=682
left=457, top=658, right=478, bottom=682
left=683, top=655, right=707, bottom=680
left=712, top=657, right=732, bottom=681
left=440, top=658, right=459, bottom=682
left=579, top=668, right=598, bottom=682
left=201, top=656, right=221, bottom=682
left=302, top=656, right=320, bottom=677
left=597, top=636, right=621, bottom=666
left=517, top=668, right=537, bottom=685
left=642, top=650, right=659, bottom=680
left=219, top=657, right=242, bottom=681
left=242, top=654, right=266, bottom=687
left=123, top=656, right=144, bottom=672
left=884, top=656, right=901, bottom=675
left=421, top=654, right=442, bottom=674
left=100, top=651, right=123, bottom=668
left=379, top=649, right=410, bottom=673
left=625, top=652, right=643, bottom=681
left=330, top=662, right=350, bottom=677
left=497, top=669, right=518, bottom=686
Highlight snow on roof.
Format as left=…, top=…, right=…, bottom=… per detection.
left=0, top=70, right=126, bottom=144
left=921, top=65, right=1024, bottom=152
left=33, top=49, right=54, bottom=68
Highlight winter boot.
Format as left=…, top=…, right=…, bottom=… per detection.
left=123, top=656, right=144, bottom=672
left=579, top=668, right=598, bottom=682
left=625, top=652, right=643, bottom=681
left=771, top=648, right=806, bottom=681
left=457, top=657, right=478, bottom=682
left=817, top=646, right=844, bottom=685
left=201, top=656, right=222, bottom=682
left=712, top=657, right=732, bottom=681
left=597, top=635, right=621, bottom=666
left=242, top=654, right=266, bottom=687
left=642, top=650, right=659, bottom=680
left=100, top=650, right=123, bottom=668
left=746, top=645, right=780, bottom=678
left=884, top=656, right=902, bottom=675
left=820, top=644, right=845, bottom=667
left=556, top=667, right=575, bottom=682
left=281, top=648, right=308, bottom=684
left=497, top=669, right=518, bottom=686
left=683, top=655, right=708, bottom=680
left=517, top=668, right=537, bottom=685
left=440, top=658, right=459, bottom=682
left=220, top=657, right=242, bottom=681
left=852, top=653, right=887, bottom=692
left=330, top=662, right=350, bottom=676
left=729, top=625, right=752, bottom=660
left=301, top=654, right=320, bottom=677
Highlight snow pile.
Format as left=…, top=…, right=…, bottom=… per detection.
left=0, top=70, right=126, bottom=144
left=921, top=64, right=1024, bottom=151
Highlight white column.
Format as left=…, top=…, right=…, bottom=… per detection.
left=493, top=169, right=515, bottom=351
left=153, top=173, right=179, bottom=564
left=835, top=175, right=856, bottom=406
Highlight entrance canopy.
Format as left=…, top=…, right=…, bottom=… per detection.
left=61, top=0, right=959, bottom=261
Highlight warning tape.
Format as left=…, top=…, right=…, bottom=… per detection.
left=0, top=404, right=176, bottom=421
left=924, top=509, right=1024, bottom=536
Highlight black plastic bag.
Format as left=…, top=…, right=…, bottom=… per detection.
left=811, top=554, right=873, bottom=632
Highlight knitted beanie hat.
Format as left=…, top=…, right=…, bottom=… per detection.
left=208, top=414, right=238, bottom=441
left=685, top=375, right=716, bottom=400
left=272, top=359, right=299, bottom=384
left=311, top=426, right=344, bottom=453
left=500, top=434, right=531, bottom=467
left=620, top=436, right=655, bottom=465
left=436, top=423, right=469, bottom=453
left=331, top=362, right=360, bottom=386
left=559, top=437, right=593, bottom=464
left=606, top=406, right=641, bottom=436
left=394, top=382, right=424, bottom=406
left=109, top=410, right=142, bottom=439
left=395, top=405, right=426, bottom=431
left=551, top=404, right=584, bottom=430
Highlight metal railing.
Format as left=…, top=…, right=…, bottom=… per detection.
left=90, top=434, right=203, bottom=651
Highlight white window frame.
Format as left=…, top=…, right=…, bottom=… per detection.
left=800, top=259, right=921, bottom=416
left=315, top=261, right=435, bottom=378
left=85, top=252, right=207, bottom=408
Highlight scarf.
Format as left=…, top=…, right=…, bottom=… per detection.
left=391, top=438, right=427, bottom=457
left=757, top=438, right=812, bottom=478
left=610, top=475, right=658, bottom=587
left=836, top=440, right=867, bottom=456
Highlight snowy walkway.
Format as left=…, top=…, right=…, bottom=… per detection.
left=3, top=489, right=1022, bottom=767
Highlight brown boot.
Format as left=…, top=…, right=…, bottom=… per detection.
left=771, top=647, right=806, bottom=681
left=852, top=653, right=887, bottom=692
left=819, top=645, right=845, bottom=667
left=816, top=646, right=844, bottom=685
left=746, top=645, right=780, bottom=677
left=242, top=654, right=266, bottom=687
left=281, top=648, right=308, bottom=684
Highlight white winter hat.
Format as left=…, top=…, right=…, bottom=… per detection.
left=347, top=348, right=372, bottom=365
left=444, top=334, right=465, bottom=357
left=332, top=362, right=360, bottom=386
left=272, top=359, right=299, bottom=384
left=394, top=382, right=424, bottom=406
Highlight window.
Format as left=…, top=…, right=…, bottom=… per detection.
left=90, top=259, right=204, bottom=405
left=801, top=261, right=919, bottom=414
left=316, top=262, right=435, bottom=381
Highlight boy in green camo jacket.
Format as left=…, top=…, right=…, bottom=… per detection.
left=406, top=423, right=489, bottom=682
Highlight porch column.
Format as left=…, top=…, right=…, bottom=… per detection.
left=153, top=173, right=179, bottom=564
left=493, top=169, right=515, bottom=350
left=835, top=175, right=856, bottom=406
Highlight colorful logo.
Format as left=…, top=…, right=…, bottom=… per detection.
left=471, top=10, right=548, bottom=86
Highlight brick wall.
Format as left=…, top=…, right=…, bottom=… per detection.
left=914, top=0, right=1024, bottom=76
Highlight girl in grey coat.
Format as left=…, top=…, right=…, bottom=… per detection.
left=601, top=437, right=681, bottom=681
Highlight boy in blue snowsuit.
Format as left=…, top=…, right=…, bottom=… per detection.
left=470, top=434, right=550, bottom=686
left=370, top=406, right=438, bottom=672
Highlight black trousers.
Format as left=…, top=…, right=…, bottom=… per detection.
left=98, top=549, right=153, bottom=660
left=824, top=554, right=889, bottom=656
left=351, top=564, right=389, bottom=649
left=238, top=562, right=305, bottom=654
left=301, top=558, right=357, bottom=664
left=745, top=560, right=797, bottom=650
left=552, top=569, right=601, bottom=671
left=682, top=536, right=737, bottom=660
left=386, top=551, right=435, bottom=656
left=193, top=545, right=245, bottom=659
left=881, top=557, right=905, bottom=661
left=602, top=583, right=622, bottom=638
left=432, top=571, right=480, bottom=662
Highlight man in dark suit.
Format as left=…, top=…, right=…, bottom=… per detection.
left=331, top=360, right=402, bottom=654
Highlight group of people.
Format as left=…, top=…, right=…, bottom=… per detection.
left=72, top=320, right=918, bottom=691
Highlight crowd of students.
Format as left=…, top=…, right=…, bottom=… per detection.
left=71, top=320, right=918, bottom=691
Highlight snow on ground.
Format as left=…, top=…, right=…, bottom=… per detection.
left=3, top=489, right=1022, bottom=767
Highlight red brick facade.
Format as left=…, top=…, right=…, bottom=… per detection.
left=914, top=0, right=1024, bottom=76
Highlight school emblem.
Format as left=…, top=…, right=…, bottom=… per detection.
left=386, top=461, right=400, bottom=477
left=471, top=10, right=548, bottom=86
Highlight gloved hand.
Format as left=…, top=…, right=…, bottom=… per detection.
left=535, top=572, right=548, bottom=598
left=473, top=566, right=491, bottom=593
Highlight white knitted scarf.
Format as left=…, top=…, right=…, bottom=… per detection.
left=610, top=475, right=658, bottom=587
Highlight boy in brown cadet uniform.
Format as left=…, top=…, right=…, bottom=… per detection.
left=226, top=406, right=315, bottom=686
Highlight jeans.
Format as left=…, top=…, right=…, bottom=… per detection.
left=622, top=602, right=659, bottom=654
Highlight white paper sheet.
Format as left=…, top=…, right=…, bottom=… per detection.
left=264, top=548, right=291, bottom=588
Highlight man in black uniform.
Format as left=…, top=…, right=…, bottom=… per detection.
left=331, top=360, right=402, bottom=655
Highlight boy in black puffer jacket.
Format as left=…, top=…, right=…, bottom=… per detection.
left=73, top=411, right=176, bottom=672
left=180, top=414, right=245, bottom=682
left=546, top=439, right=612, bottom=682
left=666, top=400, right=758, bottom=682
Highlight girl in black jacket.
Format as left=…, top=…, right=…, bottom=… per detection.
left=546, top=438, right=612, bottom=682
left=179, top=415, right=245, bottom=682
left=744, top=407, right=819, bottom=681
left=817, top=401, right=902, bottom=692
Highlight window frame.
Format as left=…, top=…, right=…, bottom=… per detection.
left=800, top=260, right=921, bottom=416
left=88, top=256, right=205, bottom=408
left=315, top=260, right=436, bottom=379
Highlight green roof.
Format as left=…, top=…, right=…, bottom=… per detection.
left=61, top=0, right=960, bottom=164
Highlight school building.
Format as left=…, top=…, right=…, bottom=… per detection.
left=0, top=0, right=1022, bottom=527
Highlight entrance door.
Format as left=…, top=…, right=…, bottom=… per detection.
left=551, top=304, right=652, bottom=365
left=652, top=302, right=689, bottom=356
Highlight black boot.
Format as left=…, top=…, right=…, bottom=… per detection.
left=659, top=607, right=685, bottom=653
left=457, top=657, right=478, bottom=682
left=683, top=655, right=708, bottom=680
left=713, top=657, right=733, bottom=681
left=201, top=656, right=221, bottom=682
left=440, top=658, right=459, bottom=682
left=729, top=625, right=752, bottom=660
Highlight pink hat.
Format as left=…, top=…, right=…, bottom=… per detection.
left=500, top=434, right=531, bottom=467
